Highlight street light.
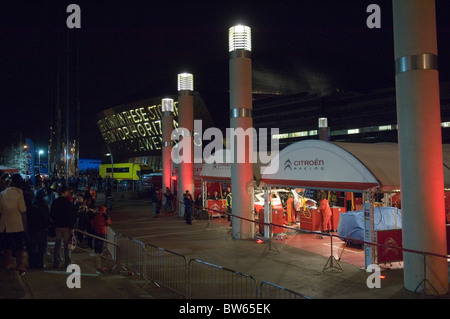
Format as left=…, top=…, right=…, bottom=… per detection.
left=38, top=149, right=44, bottom=175
left=162, top=98, right=174, bottom=112
left=228, top=25, right=252, bottom=52
left=177, top=73, right=194, bottom=92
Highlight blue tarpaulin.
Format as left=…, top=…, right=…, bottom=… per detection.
left=337, top=207, right=402, bottom=243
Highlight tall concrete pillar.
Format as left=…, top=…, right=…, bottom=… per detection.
left=229, top=25, right=254, bottom=239
left=161, top=98, right=174, bottom=193
left=393, top=0, right=448, bottom=294
left=177, top=73, right=194, bottom=217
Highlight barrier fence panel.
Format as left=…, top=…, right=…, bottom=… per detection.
left=106, top=227, right=116, bottom=260
left=144, top=244, right=189, bottom=298
left=115, top=233, right=146, bottom=277
left=259, top=281, right=311, bottom=299
left=188, top=259, right=258, bottom=299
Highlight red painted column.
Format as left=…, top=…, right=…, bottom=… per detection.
left=393, top=0, right=448, bottom=294
left=161, top=98, right=174, bottom=194
left=177, top=73, right=194, bottom=217
left=229, top=25, right=254, bottom=239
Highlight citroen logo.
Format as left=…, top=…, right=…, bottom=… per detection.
left=284, top=159, right=292, bottom=171
left=383, top=237, right=400, bottom=256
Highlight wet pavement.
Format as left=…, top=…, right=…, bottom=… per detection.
left=1, top=193, right=449, bottom=302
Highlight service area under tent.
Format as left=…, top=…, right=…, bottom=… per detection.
left=199, top=148, right=273, bottom=218
left=260, top=139, right=450, bottom=268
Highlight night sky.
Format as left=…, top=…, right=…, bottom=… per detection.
left=1, top=0, right=449, bottom=160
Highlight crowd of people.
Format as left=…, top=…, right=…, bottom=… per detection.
left=0, top=172, right=112, bottom=275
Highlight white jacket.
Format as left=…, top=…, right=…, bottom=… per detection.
left=0, top=186, right=27, bottom=233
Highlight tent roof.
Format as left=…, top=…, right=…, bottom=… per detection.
left=199, top=149, right=272, bottom=183
left=260, top=140, right=450, bottom=192
left=0, top=165, right=18, bottom=172
left=332, top=142, right=400, bottom=191
left=335, top=142, right=450, bottom=190
left=199, top=141, right=450, bottom=192
left=260, top=140, right=380, bottom=191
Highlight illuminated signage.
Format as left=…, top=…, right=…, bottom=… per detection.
left=97, top=97, right=179, bottom=157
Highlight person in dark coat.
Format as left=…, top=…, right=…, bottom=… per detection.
left=50, top=185, right=76, bottom=268
left=151, top=188, right=160, bottom=218
left=27, top=189, right=51, bottom=269
left=183, top=191, right=193, bottom=225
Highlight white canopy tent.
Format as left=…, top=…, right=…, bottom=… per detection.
left=0, top=165, right=19, bottom=174
left=260, top=139, right=450, bottom=267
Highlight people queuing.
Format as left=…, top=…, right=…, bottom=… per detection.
left=0, top=172, right=112, bottom=275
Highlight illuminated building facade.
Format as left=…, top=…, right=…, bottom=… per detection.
left=97, top=93, right=214, bottom=170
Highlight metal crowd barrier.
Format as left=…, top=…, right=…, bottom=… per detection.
left=74, top=228, right=121, bottom=271
left=144, top=244, right=189, bottom=298
left=188, top=259, right=258, bottom=299
left=108, top=230, right=302, bottom=299
left=115, top=233, right=146, bottom=278
left=259, top=281, right=311, bottom=299
left=195, top=201, right=450, bottom=296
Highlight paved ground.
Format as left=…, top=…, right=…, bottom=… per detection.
left=1, top=193, right=449, bottom=303
left=107, top=198, right=449, bottom=300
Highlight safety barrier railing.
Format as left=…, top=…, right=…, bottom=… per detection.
left=107, top=229, right=301, bottom=299
left=114, top=233, right=146, bottom=278
left=188, top=259, right=259, bottom=299
left=191, top=201, right=450, bottom=296
left=259, top=281, right=311, bottom=299
left=74, top=228, right=121, bottom=272
left=144, top=244, right=189, bottom=298
left=74, top=228, right=121, bottom=270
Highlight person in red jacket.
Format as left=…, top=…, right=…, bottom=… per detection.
left=318, top=190, right=332, bottom=233
left=91, top=206, right=111, bottom=254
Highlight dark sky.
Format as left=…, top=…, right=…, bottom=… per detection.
left=1, top=0, right=449, bottom=159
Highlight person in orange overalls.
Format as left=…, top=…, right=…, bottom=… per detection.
left=318, top=190, right=332, bottom=233
left=286, top=194, right=295, bottom=224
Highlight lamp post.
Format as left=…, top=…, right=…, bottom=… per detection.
left=38, top=149, right=44, bottom=175
left=105, top=148, right=114, bottom=180
left=177, top=73, right=194, bottom=217
left=318, top=117, right=329, bottom=141
left=162, top=98, right=174, bottom=194
left=229, top=25, right=254, bottom=239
